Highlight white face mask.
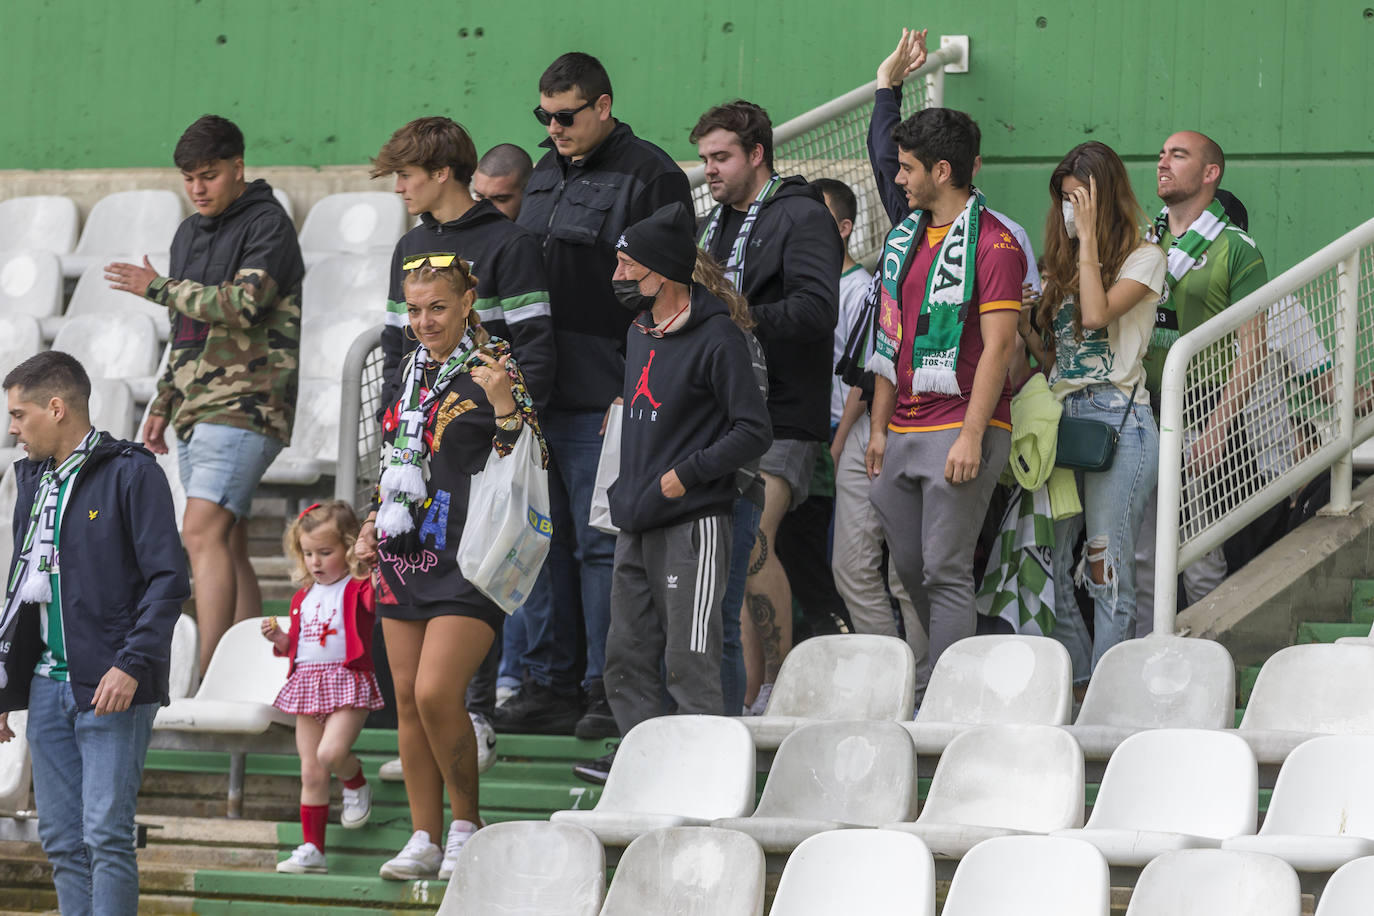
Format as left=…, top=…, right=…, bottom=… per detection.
left=1062, top=200, right=1077, bottom=239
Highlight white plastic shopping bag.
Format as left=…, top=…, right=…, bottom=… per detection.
left=457, top=426, right=553, bottom=614
left=588, top=406, right=622, bottom=536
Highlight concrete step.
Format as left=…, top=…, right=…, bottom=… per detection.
left=1351, top=577, right=1374, bottom=624
left=1297, top=621, right=1370, bottom=643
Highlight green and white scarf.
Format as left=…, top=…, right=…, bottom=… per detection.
left=0, top=427, right=100, bottom=686
left=697, top=174, right=782, bottom=291
left=375, top=334, right=481, bottom=540
left=870, top=189, right=984, bottom=396
left=976, top=484, right=1056, bottom=637
left=1147, top=199, right=1227, bottom=352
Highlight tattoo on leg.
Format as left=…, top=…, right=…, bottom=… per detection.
left=747, top=593, right=784, bottom=674
left=748, top=531, right=769, bottom=576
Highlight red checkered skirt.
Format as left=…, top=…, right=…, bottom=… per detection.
left=274, top=661, right=385, bottom=722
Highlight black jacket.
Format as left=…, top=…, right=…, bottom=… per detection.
left=381, top=201, right=555, bottom=411
left=609, top=288, right=772, bottom=533
left=702, top=177, right=841, bottom=442
left=517, top=121, right=692, bottom=412
left=1, top=434, right=190, bottom=713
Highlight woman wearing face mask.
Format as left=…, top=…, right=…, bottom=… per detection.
left=585, top=202, right=771, bottom=775
left=1028, top=142, right=1166, bottom=687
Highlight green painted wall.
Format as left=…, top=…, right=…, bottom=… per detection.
left=2, top=0, right=1372, bottom=271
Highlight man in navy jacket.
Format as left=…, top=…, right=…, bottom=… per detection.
left=0, top=351, right=189, bottom=916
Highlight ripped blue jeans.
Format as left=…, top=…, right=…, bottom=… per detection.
left=1050, top=385, right=1159, bottom=683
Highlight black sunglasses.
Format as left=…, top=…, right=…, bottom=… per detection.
left=533, top=100, right=593, bottom=127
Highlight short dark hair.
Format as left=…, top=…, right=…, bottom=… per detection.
left=174, top=115, right=245, bottom=171
left=690, top=100, right=774, bottom=170
left=3, top=350, right=91, bottom=413
left=477, top=143, right=534, bottom=185
left=371, top=117, right=478, bottom=184
left=539, top=52, right=613, bottom=104
left=1197, top=132, right=1226, bottom=181
left=812, top=178, right=857, bottom=225
left=890, top=108, right=981, bottom=190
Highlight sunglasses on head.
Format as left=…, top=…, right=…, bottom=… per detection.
left=533, top=100, right=593, bottom=127
left=402, top=252, right=468, bottom=272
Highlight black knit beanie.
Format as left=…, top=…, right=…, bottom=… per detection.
left=615, top=202, right=697, bottom=285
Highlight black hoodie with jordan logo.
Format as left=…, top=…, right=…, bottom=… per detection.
left=608, top=287, right=772, bottom=534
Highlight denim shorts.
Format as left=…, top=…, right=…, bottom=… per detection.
left=176, top=422, right=283, bottom=520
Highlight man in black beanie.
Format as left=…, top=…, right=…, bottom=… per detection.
left=573, top=204, right=771, bottom=779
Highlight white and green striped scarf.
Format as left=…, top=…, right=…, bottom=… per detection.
left=976, top=485, right=1056, bottom=636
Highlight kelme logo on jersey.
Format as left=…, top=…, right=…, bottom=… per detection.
left=526, top=506, right=554, bottom=538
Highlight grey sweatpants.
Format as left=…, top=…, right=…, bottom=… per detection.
left=604, top=513, right=731, bottom=735
left=870, top=425, right=1011, bottom=702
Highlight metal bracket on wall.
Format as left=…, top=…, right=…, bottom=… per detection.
left=940, top=35, right=970, bottom=73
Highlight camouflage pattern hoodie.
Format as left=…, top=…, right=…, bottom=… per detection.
left=146, top=179, right=303, bottom=445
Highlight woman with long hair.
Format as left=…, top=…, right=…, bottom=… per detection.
left=1027, top=141, right=1166, bottom=684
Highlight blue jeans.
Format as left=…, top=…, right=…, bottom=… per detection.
left=521, top=408, right=618, bottom=693
left=721, top=496, right=762, bottom=715
left=498, top=604, right=529, bottom=690
left=1050, top=386, right=1159, bottom=683
left=27, top=676, right=158, bottom=916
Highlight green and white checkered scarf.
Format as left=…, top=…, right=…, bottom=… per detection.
left=977, top=485, right=1057, bottom=636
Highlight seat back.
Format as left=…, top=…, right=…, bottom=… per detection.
left=756, top=720, right=917, bottom=824
left=66, top=263, right=171, bottom=338
left=915, top=635, right=1072, bottom=726
left=0, top=195, right=79, bottom=254
left=168, top=614, right=200, bottom=700
left=597, top=715, right=756, bottom=820
left=1259, top=735, right=1374, bottom=838
left=1125, top=849, right=1300, bottom=916
left=73, top=190, right=181, bottom=258
left=298, top=192, right=406, bottom=256
left=1075, top=635, right=1235, bottom=729
left=765, top=634, right=916, bottom=721
left=52, top=313, right=159, bottom=381
left=194, top=617, right=291, bottom=705
left=917, top=724, right=1083, bottom=832
left=272, top=188, right=295, bottom=222
left=770, top=829, right=935, bottom=916
left=0, top=468, right=16, bottom=571
left=0, top=710, right=31, bottom=815
left=439, top=821, right=604, bottom=916
left=300, top=314, right=377, bottom=381
left=942, top=836, right=1108, bottom=916
left=600, top=827, right=764, bottom=916
left=0, top=314, right=43, bottom=379
left=1240, top=643, right=1374, bottom=733
left=301, top=251, right=390, bottom=322
left=1314, top=855, right=1374, bottom=916
left=1085, top=729, right=1257, bottom=837
left=285, top=379, right=341, bottom=463
left=89, top=379, right=137, bottom=441
left=0, top=250, right=63, bottom=319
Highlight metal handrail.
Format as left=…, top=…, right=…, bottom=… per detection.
left=334, top=323, right=384, bottom=504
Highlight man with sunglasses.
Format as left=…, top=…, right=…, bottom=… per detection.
left=508, top=51, right=692, bottom=738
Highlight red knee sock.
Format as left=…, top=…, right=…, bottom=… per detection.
left=301, top=804, right=329, bottom=851
left=342, top=768, right=367, bottom=791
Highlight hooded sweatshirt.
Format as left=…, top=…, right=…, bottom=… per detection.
left=608, top=287, right=772, bottom=534
left=701, top=176, right=841, bottom=442
left=381, top=200, right=555, bottom=411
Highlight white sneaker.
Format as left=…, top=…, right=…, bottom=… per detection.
left=340, top=781, right=371, bottom=829
left=437, top=820, right=480, bottom=880
left=378, top=757, right=404, bottom=782
left=471, top=712, right=498, bottom=774
left=747, top=682, right=774, bottom=716
left=378, top=829, right=443, bottom=880
left=276, top=841, right=327, bottom=874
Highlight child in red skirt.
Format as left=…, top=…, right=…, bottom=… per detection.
left=262, top=501, right=385, bottom=874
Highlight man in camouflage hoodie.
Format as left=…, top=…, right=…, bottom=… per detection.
left=107, top=114, right=302, bottom=675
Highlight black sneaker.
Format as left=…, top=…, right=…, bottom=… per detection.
left=574, top=679, right=620, bottom=740
left=571, top=748, right=617, bottom=785
left=491, top=679, right=581, bottom=735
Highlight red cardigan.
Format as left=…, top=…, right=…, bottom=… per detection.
left=274, top=577, right=377, bottom=676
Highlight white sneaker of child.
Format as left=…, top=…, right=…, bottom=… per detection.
left=341, top=781, right=372, bottom=829
left=276, top=841, right=327, bottom=874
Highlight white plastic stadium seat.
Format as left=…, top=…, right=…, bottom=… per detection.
left=1124, top=849, right=1300, bottom=916
left=259, top=378, right=341, bottom=486
left=88, top=379, right=137, bottom=442
left=1313, top=856, right=1374, bottom=915
left=0, top=195, right=79, bottom=254
left=56, top=262, right=171, bottom=341
left=154, top=617, right=292, bottom=735
left=0, top=314, right=43, bottom=379
left=883, top=724, right=1083, bottom=859
left=1052, top=729, right=1257, bottom=865
left=52, top=313, right=159, bottom=389
left=272, top=188, right=295, bottom=222
left=550, top=715, right=755, bottom=848
left=1064, top=635, right=1235, bottom=762
left=297, top=192, right=406, bottom=268
left=168, top=614, right=200, bottom=700
left=737, top=634, right=916, bottom=751
left=0, top=250, right=62, bottom=319
left=711, top=720, right=918, bottom=854
left=904, top=635, right=1072, bottom=759
left=770, top=829, right=935, bottom=916
left=1222, top=735, right=1374, bottom=871
left=600, top=827, right=765, bottom=916
left=300, top=251, right=390, bottom=323
left=298, top=314, right=377, bottom=381
left=63, top=189, right=181, bottom=278
left=0, top=468, right=16, bottom=567
left=1237, top=644, right=1374, bottom=766
left=438, top=821, right=605, bottom=916
left=941, top=836, right=1109, bottom=916
left=0, top=711, right=31, bottom=815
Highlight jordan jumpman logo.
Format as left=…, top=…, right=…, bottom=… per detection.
left=631, top=350, right=662, bottom=409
